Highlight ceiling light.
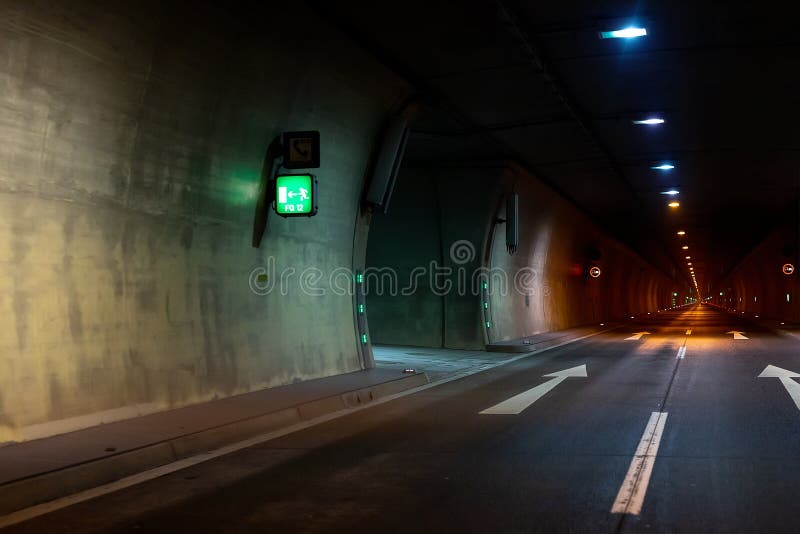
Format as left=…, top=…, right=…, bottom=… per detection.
left=660, top=190, right=679, bottom=195
left=633, top=117, right=665, bottom=125
left=677, top=231, right=686, bottom=236
left=600, top=27, right=647, bottom=39
left=668, top=201, right=680, bottom=208
left=686, top=256, right=691, bottom=259
left=688, top=262, right=692, bottom=265
left=682, top=246, right=689, bottom=250
left=652, top=163, right=675, bottom=170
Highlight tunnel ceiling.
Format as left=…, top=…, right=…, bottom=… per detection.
left=313, top=0, right=800, bottom=290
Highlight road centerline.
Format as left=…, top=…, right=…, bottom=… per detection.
left=611, top=411, right=669, bottom=516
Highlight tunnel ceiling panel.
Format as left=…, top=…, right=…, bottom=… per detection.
left=426, top=65, right=568, bottom=127
left=316, top=1, right=800, bottom=287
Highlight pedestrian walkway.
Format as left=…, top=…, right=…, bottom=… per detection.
left=374, top=324, right=616, bottom=381
left=0, top=368, right=427, bottom=516
left=0, top=322, right=611, bottom=520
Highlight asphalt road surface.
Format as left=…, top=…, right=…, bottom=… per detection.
left=7, top=305, right=800, bottom=533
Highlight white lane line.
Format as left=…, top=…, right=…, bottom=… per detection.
left=611, top=411, right=668, bottom=515
left=676, top=346, right=686, bottom=359
left=685, top=329, right=692, bottom=336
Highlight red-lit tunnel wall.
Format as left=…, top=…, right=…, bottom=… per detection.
left=486, top=166, right=680, bottom=343
left=716, top=228, right=800, bottom=322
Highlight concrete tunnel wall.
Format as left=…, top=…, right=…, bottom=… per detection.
left=366, top=165, right=683, bottom=349
left=366, top=166, right=499, bottom=349
left=716, top=227, right=800, bottom=322
left=0, top=0, right=410, bottom=442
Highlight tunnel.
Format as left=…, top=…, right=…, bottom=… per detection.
left=1, top=1, right=800, bottom=532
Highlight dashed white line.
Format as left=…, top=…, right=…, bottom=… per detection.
left=676, top=346, right=686, bottom=359
left=611, top=411, right=669, bottom=515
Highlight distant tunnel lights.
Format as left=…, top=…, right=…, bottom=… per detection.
left=600, top=27, right=648, bottom=39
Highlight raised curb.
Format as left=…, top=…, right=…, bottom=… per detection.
left=486, top=324, right=622, bottom=353
left=0, top=371, right=429, bottom=516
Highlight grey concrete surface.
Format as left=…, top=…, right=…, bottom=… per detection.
left=0, top=368, right=427, bottom=516
left=0, top=0, right=409, bottom=441
left=364, top=169, right=446, bottom=348
left=373, top=324, right=614, bottom=380
left=375, top=345, right=520, bottom=382
left=6, top=305, right=800, bottom=532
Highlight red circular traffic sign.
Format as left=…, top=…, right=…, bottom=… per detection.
left=783, top=263, right=795, bottom=275
left=589, top=266, right=602, bottom=278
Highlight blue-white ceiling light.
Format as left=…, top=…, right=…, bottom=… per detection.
left=652, top=163, right=675, bottom=170
left=632, top=117, right=665, bottom=125
left=599, top=27, right=647, bottom=39
left=660, top=190, right=679, bottom=195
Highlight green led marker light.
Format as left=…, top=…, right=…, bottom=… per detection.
left=356, top=273, right=363, bottom=284
left=358, top=304, right=365, bottom=314
left=274, top=174, right=317, bottom=217
left=361, top=333, right=368, bottom=344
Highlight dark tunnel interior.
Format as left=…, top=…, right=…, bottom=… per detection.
left=2, top=1, right=800, bottom=531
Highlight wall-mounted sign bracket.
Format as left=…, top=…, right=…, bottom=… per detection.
left=252, top=136, right=283, bottom=248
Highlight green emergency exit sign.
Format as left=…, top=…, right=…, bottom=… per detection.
left=274, top=174, right=317, bottom=217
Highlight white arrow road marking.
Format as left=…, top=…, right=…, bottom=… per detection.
left=727, top=331, right=748, bottom=340
left=624, top=332, right=651, bottom=341
left=758, top=365, right=800, bottom=411
left=676, top=346, right=686, bottom=359
left=612, top=411, right=668, bottom=515
left=685, top=329, right=692, bottom=336
left=479, top=364, right=587, bottom=415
